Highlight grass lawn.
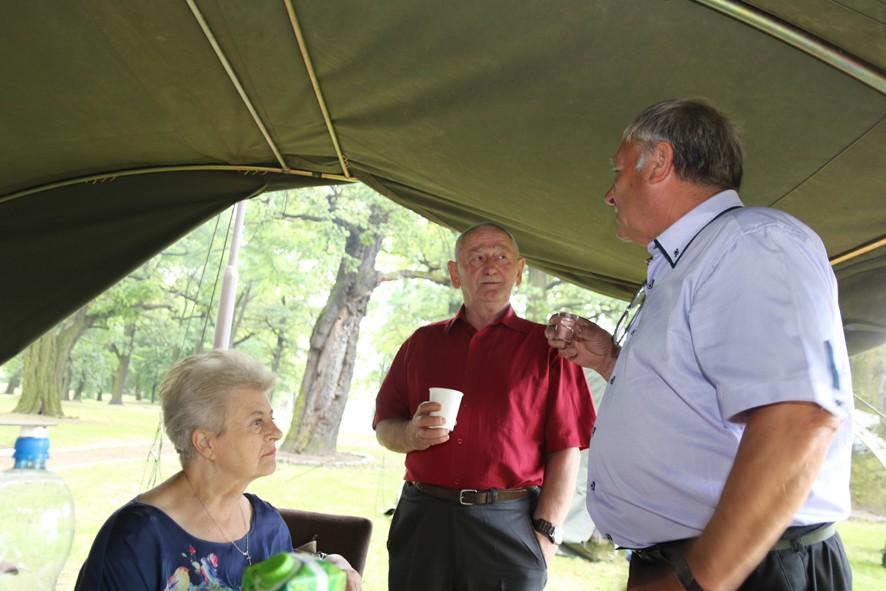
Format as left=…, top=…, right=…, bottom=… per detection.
left=2, top=396, right=885, bottom=590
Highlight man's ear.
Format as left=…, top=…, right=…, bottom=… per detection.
left=515, top=258, right=525, bottom=287
left=647, top=141, right=674, bottom=184
left=447, top=260, right=461, bottom=288
left=191, top=429, right=215, bottom=460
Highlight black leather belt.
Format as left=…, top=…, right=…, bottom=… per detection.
left=633, top=522, right=837, bottom=562
left=410, top=481, right=532, bottom=506
left=771, top=523, right=836, bottom=551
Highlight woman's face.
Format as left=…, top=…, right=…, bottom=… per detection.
left=211, top=387, right=282, bottom=480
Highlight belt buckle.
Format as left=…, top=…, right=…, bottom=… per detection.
left=458, top=488, right=478, bottom=505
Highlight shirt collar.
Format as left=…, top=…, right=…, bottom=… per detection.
left=444, top=304, right=528, bottom=333
left=648, top=190, right=744, bottom=268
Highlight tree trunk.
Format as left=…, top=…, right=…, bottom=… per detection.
left=267, top=316, right=287, bottom=404
left=231, top=281, right=254, bottom=345
left=61, top=365, right=72, bottom=401
left=14, top=307, right=94, bottom=416
left=878, top=359, right=886, bottom=438
left=525, top=267, right=550, bottom=323
left=15, top=333, right=64, bottom=416
left=96, top=386, right=103, bottom=402
left=133, top=370, right=144, bottom=401
left=270, top=324, right=286, bottom=375
left=74, top=374, right=85, bottom=401
left=4, top=369, right=21, bottom=394
left=282, top=209, right=387, bottom=455
left=193, top=312, right=207, bottom=354
left=109, top=323, right=137, bottom=405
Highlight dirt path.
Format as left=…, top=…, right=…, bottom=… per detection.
left=1, top=439, right=178, bottom=471
left=2, top=440, right=372, bottom=471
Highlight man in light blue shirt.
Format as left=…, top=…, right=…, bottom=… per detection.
left=548, top=99, right=853, bottom=590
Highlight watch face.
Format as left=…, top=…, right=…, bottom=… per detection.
left=534, top=518, right=563, bottom=545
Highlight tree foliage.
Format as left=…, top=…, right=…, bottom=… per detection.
left=2, top=183, right=623, bottom=452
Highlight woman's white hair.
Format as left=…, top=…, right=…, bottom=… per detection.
left=160, top=350, right=276, bottom=466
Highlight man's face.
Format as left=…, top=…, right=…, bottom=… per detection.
left=604, top=140, right=655, bottom=245
left=448, top=226, right=524, bottom=312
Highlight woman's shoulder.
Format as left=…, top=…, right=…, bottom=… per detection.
left=104, top=498, right=160, bottom=528
left=245, top=493, right=293, bottom=549
left=91, top=498, right=175, bottom=546
left=245, top=492, right=285, bottom=520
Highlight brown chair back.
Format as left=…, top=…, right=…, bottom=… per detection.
left=278, top=508, right=373, bottom=575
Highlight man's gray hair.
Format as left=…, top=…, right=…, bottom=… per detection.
left=453, top=222, right=520, bottom=260
left=623, top=98, right=743, bottom=190
left=160, top=350, right=276, bottom=466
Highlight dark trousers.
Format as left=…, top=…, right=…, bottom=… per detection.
left=387, top=482, right=548, bottom=591
left=628, top=524, right=852, bottom=590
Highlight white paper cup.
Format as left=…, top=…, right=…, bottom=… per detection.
left=428, top=387, right=463, bottom=431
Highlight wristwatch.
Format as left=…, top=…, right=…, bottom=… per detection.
left=532, top=518, right=563, bottom=545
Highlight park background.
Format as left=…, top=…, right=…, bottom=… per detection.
left=2, top=185, right=884, bottom=590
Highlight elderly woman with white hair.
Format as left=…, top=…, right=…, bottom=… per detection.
left=75, top=350, right=361, bottom=591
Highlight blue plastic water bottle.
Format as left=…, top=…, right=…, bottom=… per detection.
left=0, top=426, right=75, bottom=590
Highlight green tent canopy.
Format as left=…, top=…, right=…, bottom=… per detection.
left=1, top=0, right=884, bottom=364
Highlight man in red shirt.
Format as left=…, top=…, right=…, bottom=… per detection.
left=374, top=222, right=595, bottom=590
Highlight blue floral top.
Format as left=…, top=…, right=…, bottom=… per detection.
left=75, top=493, right=292, bottom=590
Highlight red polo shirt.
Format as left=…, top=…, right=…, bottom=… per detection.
left=373, top=306, right=595, bottom=489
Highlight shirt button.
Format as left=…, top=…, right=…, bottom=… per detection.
left=454, top=480, right=460, bottom=486
left=590, top=481, right=596, bottom=491
left=609, top=375, right=616, bottom=385
left=606, top=534, right=613, bottom=543
left=592, top=426, right=597, bottom=435
left=457, top=438, right=464, bottom=445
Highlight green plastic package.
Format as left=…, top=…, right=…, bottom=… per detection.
left=241, top=552, right=346, bottom=591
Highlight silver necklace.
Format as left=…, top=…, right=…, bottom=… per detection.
left=183, top=472, right=252, bottom=564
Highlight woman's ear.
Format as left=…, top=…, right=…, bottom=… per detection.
left=191, top=429, right=215, bottom=460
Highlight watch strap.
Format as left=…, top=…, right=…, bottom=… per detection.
left=673, top=554, right=704, bottom=591
left=532, top=518, right=561, bottom=544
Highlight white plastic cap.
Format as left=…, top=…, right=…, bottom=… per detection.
left=19, top=426, right=49, bottom=438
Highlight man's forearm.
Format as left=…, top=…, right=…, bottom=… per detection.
left=376, top=408, right=450, bottom=454
left=595, top=344, right=620, bottom=382
left=534, top=447, right=581, bottom=525
left=686, top=402, right=842, bottom=590
left=375, top=418, right=414, bottom=453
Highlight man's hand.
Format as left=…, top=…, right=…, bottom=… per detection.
left=375, top=402, right=451, bottom=454
left=324, top=554, right=362, bottom=591
left=534, top=532, right=558, bottom=565
left=532, top=449, right=579, bottom=571
left=405, top=401, right=451, bottom=451
left=545, top=314, right=619, bottom=379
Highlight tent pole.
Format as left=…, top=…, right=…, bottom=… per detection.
left=0, top=165, right=353, bottom=207
left=693, top=0, right=885, bottom=95
left=185, top=0, right=290, bottom=170
left=283, top=0, right=354, bottom=179
left=830, top=236, right=886, bottom=267
left=213, top=201, right=248, bottom=351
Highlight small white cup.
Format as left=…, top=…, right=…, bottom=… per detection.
left=428, top=387, right=463, bottom=431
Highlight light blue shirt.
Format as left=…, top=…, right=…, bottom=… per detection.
left=587, top=190, right=853, bottom=548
